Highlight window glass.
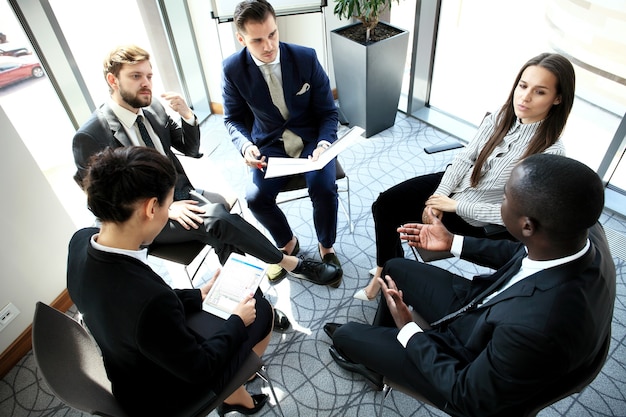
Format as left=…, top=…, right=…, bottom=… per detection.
left=430, top=0, right=626, bottom=183
left=0, top=2, right=88, bottom=225
left=48, top=0, right=168, bottom=111
left=390, top=0, right=417, bottom=112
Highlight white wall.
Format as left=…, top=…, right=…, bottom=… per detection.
left=188, top=1, right=350, bottom=105
left=0, top=107, right=75, bottom=353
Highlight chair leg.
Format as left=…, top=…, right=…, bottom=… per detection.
left=379, top=383, right=393, bottom=417
left=256, top=365, right=285, bottom=417
left=184, top=246, right=213, bottom=287
left=338, top=175, right=354, bottom=233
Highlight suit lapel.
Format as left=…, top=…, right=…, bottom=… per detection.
left=481, top=243, right=596, bottom=308
left=143, top=107, right=169, bottom=149
left=100, top=104, right=132, bottom=147
left=279, top=43, right=295, bottom=111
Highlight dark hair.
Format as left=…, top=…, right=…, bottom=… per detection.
left=470, top=53, right=576, bottom=186
left=103, top=45, right=150, bottom=93
left=84, top=147, right=176, bottom=223
left=512, top=154, right=603, bottom=238
left=233, top=0, right=276, bottom=33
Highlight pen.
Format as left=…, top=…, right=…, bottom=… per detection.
left=257, top=163, right=265, bottom=172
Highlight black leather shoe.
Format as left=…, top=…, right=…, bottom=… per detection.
left=321, top=252, right=341, bottom=268
left=329, top=345, right=383, bottom=391
left=289, top=258, right=342, bottom=288
left=217, top=393, right=268, bottom=416
left=323, top=322, right=342, bottom=339
left=273, top=308, right=290, bottom=332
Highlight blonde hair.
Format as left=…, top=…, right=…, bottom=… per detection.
left=102, top=45, right=150, bottom=93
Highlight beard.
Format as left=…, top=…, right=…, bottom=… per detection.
left=119, top=85, right=152, bottom=109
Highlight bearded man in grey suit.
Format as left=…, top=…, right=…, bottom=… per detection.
left=72, top=45, right=341, bottom=331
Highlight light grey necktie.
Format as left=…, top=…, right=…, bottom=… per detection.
left=262, top=63, right=303, bottom=158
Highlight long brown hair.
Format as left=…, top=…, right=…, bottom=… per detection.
left=470, top=53, right=575, bottom=187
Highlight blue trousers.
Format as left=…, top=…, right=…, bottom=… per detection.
left=246, top=140, right=338, bottom=249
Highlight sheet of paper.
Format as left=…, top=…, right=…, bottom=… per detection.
left=202, top=253, right=267, bottom=320
left=264, top=126, right=365, bottom=178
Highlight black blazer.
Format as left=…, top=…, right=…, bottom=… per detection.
left=72, top=100, right=200, bottom=198
left=66, top=228, right=248, bottom=415
left=411, top=223, right=616, bottom=416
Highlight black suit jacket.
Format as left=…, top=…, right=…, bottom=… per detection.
left=72, top=100, right=201, bottom=198
left=66, top=228, right=248, bottom=415
left=409, top=223, right=616, bottom=416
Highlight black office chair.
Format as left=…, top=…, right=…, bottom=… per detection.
left=32, top=302, right=284, bottom=417
left=147, top=191, right=241, bottom=286
left=277, top=159, right=354, bottom=233
left=378, top=333, right=611, bottom=417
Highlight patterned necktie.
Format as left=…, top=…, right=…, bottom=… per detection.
left=261, top=64, right=303, bottom=158
left=430, top=256, right=524, bottom=328
left=136, top=116, right=155, bottom=148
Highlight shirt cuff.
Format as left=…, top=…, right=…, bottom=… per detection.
left=397, top=322, right=423, bottom=347
left=183, top=114, right=197, bottom=125
left=241, top=142, right=254, bottom=156
left=451, top=234, right=464, bottom=257
left=317, top=140, right=332, bottom=149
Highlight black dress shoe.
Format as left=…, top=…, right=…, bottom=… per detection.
left=321, top=252, right=342, bottom=268
left=217, top=393, right=268, bottom=416
left=289, top=258, right=343, bottom=288
left=273, top=308, right=290, bottom=332
left=329, top=345, right=383, bottom=391
left=323, top=322, right=342, bottom=339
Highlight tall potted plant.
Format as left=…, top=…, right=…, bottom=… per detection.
left=330, top=0, right=409, bottom=137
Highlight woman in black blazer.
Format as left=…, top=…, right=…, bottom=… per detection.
left=67, top=146, right=272, bottom=416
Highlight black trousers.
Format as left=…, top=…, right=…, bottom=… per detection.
left=154, top=190, right=283, bottom=265
left=333, top=258, right=472, bottom=408
left=371, top=172, right=490, bottom=267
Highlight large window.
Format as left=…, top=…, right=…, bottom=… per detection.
left=428, top=0, right=626, bottom=190
left=0, top=1, right=86, bottom=224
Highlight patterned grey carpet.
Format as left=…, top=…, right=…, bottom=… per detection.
left=1, top=113, right=624, bottom=416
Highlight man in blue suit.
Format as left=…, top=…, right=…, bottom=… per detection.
left=222, top=0, right=342, bottom=286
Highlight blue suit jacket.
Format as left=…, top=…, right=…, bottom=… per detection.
left=222, top=42, right=338, bottom=154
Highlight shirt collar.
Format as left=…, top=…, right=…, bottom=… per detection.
left=90, top=233, right=149, bottom=265
left=109, top=98, right=145, bottom=131
left=252, top=49, right=281, bottom=68
left=522, top=239, right=591, bottom=271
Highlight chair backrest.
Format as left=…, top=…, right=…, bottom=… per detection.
left=281, top=160, right=346, bottom=192
left=148, top=240, right=207, bottom=266
left=31, top=302, right=130, bottom=417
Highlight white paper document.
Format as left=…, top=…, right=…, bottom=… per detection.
left=202, top=253, right=268, bottom=320
left=264, top=126, right=365, bottom=179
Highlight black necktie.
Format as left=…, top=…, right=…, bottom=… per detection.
left=430, top=255, right=524, bottom=328
left=136, top=116, right=155, bottom=148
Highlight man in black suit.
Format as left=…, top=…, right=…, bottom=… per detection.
left=325, top=154, right=615, bottom=416
left=72, top=45, right=342, bottom=330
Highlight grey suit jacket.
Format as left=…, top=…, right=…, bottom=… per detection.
left=72, top=100, right=200, bottom=198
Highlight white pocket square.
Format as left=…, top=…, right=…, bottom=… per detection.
left=296, top=83, right=310, bottom=95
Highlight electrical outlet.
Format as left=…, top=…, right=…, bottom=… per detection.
left=0, top=303, right=20, bottom=331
